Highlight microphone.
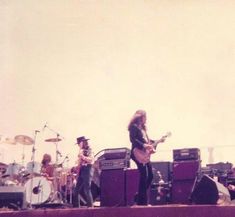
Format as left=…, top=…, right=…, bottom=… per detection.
left=65, top=155, right=69, bottom=162
left=57, top=150, right=62, bottom=157
left=42, top=122, right=47, bottom=131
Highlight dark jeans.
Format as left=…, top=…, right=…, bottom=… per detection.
left=132, top=155, right=153, bottom=205
left=73, top=164, right=94, bottom=207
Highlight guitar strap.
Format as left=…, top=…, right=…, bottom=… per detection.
left=141, top=129, right=150, bottom=144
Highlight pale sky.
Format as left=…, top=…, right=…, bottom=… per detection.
left=0, top=0, right=235, bottom=168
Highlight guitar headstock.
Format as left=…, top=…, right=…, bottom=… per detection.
left=166, top=131, right=172, bottom=137
left=152, top=132, right=172, bottom=145
left=163, top=131, right=172, bottom=139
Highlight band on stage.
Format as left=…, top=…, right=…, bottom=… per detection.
left=1, top=110, right=235, bottom=209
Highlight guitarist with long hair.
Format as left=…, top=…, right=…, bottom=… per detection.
left=128, top=110, right=166, bottom=205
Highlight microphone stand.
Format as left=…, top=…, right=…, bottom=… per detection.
left=44, top=124, right=64, bottom=203
left=44, top=124, right=64, bottom=169
left=29, top=130, right=40, bottom=206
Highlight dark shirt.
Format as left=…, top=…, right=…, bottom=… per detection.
left=79, top=147, right=94, bottom=167
left=129, top=124, right=148, bottom=151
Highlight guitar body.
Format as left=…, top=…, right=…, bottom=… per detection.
left=133, top=132, right=171, bottom=164
left=75, top=150, right=83, bottom=176
left=133, top=148, right=152, bottom=164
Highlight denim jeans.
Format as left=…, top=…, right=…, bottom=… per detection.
left=73, top=164, right=94, bottom=207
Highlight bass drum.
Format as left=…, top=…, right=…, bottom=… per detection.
left=24, top=176, right=52, bottom=205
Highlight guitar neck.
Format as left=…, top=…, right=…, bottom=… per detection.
left=152, top=140, right=160, bottom=149
left=152, top=133, right=171, bottom=149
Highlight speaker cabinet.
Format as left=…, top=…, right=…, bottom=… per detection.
left=173, top=160, right=200, bottom=181
left=100, top=169, right=139, bottom=207
left=150, top=183, right=171, bottom=205
left=125, top=169, right=139, bottom=206
left=172, top=179, right=195, bottom=204
left=191, top=175, right=231, bottom=205
left=100, top=169, right=125, bottom=207
left=151, top=161, right=172, bottom=183
left=0, top=186, right=26, bottom=210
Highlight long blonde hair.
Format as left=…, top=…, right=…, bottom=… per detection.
left=128, top=110, right=147, bottom=131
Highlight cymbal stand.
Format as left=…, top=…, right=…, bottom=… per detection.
left=55, top=134, right=60, bottom=165
left=44, top=125, right=63, bottom=203
left=19, top=144, right=26, bottom=168
left=29, top=130, right=40, bottom=206
left=60, top=155, right=72, bottom=204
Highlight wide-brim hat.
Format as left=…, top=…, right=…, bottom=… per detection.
left=76, top=136, right=89, bottom=144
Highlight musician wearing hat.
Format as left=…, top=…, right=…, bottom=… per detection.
left=73, top=136, right=94, bottom=208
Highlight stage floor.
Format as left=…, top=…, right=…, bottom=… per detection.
left=1, top=204, right=235, bottom=217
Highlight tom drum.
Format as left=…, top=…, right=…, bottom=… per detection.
left=26, top=161, right=41, bottom=175
left=4, top=163, right=23, bottom=178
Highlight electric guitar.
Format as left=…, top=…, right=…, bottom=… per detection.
left=133, top=131, right=171, bottom=164
left=76, top=148, right=92, bottom=175
left=75, top=149, right=85, bottom=176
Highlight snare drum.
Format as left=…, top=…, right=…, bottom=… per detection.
left=26, top=161, right=41, bottom=175
left=4, top=179, right=19, bottom=186
left=24, top=176, right=52, bottom=205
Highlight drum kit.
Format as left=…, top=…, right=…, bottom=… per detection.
left=0, top=133, right=76, bottom=207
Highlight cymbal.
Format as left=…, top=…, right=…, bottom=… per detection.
left=45, top=138, right=62, bottom=143
left=14, top=135, right=34, bottom=145
left=0, top=137, right=16, bottom=145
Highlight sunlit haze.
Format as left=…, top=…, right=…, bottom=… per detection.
left=0, top=1, right=235, bottom=169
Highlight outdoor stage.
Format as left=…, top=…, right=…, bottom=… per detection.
left=1, top=204, right=235, bottom=217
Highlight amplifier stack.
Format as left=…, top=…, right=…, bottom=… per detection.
left=172, top=148, right=201, bottom=204
left=100, top=168, right=139, bottom=206
left=97, top=148, right=131, bottom=171
left=97, top=147, right=134, bottom=206
left=173, top=148, right=200, bottom=162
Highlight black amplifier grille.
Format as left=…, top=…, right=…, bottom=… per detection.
left=173, top=148, right=200, bottom=161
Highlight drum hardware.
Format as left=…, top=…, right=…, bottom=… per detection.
left=55, top=167, right=75, bottom=204
left=55, top=156, right=72, bottom=204
left=43, top=123, right=64, bottom=165
left=26, top=130, right=40, bottom=206
left=57, top=155, right=69, bottom=168
left=43, top=124, right=64, bottom=204
left=0, top=162, right=29, bottom=187
left=15, top=134, right=34, bottom=166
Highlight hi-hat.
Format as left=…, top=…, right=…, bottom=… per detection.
left=45, top=138, right=62, bottom=143
left=15, top=135, right=34, bottom=145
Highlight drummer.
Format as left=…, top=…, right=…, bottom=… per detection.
left=41, top=154, right=54, bottom=181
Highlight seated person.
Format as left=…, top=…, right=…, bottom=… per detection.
left=41, top=154, right=54, bottom=181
